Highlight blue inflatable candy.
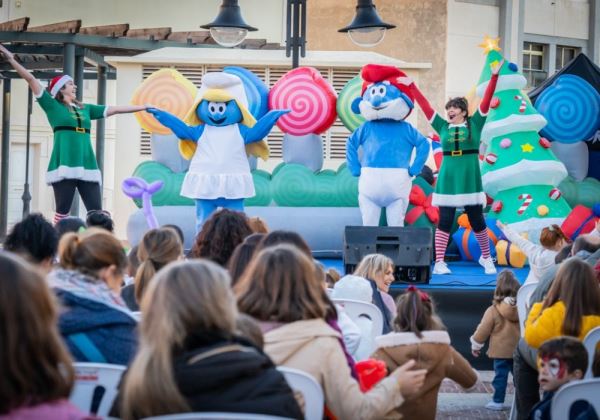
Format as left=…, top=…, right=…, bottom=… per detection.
left=536, top=74, right=600, bottom=144
left=223, top=66, right=269, bottom=119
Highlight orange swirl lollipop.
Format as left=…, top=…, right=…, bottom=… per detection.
left=131, top=69, right=197, bottom=135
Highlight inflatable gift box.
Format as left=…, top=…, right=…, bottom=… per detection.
left=404, top=176, right=439, bottom=228
left=560, top=204, right=600, bottom=240
left=451, top=215, right=501, bottom=261
left=496, top=239, right=528, bottom=268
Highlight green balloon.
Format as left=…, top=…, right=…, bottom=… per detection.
left=337, top=75, right=366, bottom=132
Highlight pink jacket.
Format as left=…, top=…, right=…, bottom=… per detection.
left=0, top=400, right=93, bottom=420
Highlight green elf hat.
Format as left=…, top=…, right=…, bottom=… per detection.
left=476, top=36, right=527, bottom=97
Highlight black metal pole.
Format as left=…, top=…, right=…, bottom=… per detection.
left=96, top=65, right=106, bottom=194
left=286, top=0, right=307, bottom=68
left=21, top=87, right=32, bottom=218
left=0, top=78, right=11, bottom=239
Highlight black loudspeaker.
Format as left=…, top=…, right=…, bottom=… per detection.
left=343, top=226, right=433, bottom=284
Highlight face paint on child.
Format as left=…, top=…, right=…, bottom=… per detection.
left=537, top=356, right=571, bottom=392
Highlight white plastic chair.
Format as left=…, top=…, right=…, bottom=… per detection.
left=331, top=298, right=384, bottom=342
left=517, top=283, right=537, bottom=337
left=550, top=378, right=600, bottom=419
left=584, top=326, right=600, bottom=379
left=69, top=362, right=126, bottom=417
left=277, top=366, right=324, bottom=420
left=144, top=413, right=292, bottom=419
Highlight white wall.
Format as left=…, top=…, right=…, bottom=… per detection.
left=524, top=0, right=589, bottom=40
left=446, top=0, right=500, bottom=100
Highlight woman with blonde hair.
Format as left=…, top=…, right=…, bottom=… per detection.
left=0, top=253, right=88, bottom=419
left=121, top=227, right=183, bottom=310
left=236, top=244, right=427, bottom=420
left=112, top=260, right=301, bottom=420
left=49, top=228, right=137, bottom=364
left=354, top=253, right=397, bottom=333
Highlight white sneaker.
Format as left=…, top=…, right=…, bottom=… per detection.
left=433, top=261, right=452, bottom=275
left=485, top=401, right=506, bottom=411
left=479, top=256, right=497, bottom=275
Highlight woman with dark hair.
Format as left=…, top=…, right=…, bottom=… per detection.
left=189, top=208, right=252, bottom=266
left=228, top=233, right=264, bottom=286
left=0, top=43, right=149, bottom=225
left=407, top=60, right=504, bottom=275
left=256, top=230, right=312, bottom=256
left=86, top=209, right=114, bottom=232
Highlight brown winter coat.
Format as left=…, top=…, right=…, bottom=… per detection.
left=372, top=330, right=478, bottom=420
left=264, top=318, right=404, bottom=420
left=471, top=299, right=520, bottom=359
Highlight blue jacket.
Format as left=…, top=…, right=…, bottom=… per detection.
left=346, top=120, right=430, bottom=177
left=55, top=289, right=138, bottom=365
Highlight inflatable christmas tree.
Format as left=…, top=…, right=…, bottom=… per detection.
left=477, top=37, right=571, bottom=233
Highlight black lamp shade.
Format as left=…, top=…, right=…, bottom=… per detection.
left=201, top=0, right=258, bottom=31
left=338, top=0, right=396, bottom=32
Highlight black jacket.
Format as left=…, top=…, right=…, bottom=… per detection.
left=111, top=334, right=302, bottom=419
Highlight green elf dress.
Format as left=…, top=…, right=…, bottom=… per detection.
left=36, top=90, right=106, bottom=185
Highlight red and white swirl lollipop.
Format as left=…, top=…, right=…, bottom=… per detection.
left=269, top=67, right=337, bottom=136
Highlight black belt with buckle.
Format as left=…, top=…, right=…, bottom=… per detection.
left=54, top=126, right=90, bottom=134
left=442, top=149, right=478, bottom=157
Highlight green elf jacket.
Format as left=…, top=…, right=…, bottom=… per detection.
left=36, top=90, right=106, bottom=185
left=430, top=110, right=487, bottom=208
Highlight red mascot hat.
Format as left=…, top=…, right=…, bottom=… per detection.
left=360, top=64, right=414, bottom=104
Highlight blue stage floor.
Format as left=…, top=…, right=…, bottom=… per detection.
left=318, top=259, right=530, bottom=291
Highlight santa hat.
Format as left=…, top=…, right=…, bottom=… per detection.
left=48, top=75, right=73, bottom=98
left=361, top=64, right=414, bottom=103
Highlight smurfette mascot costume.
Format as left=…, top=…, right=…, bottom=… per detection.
left=148, top=73, right=287, bottom=230
left=346, top=64, right=430, bottom=226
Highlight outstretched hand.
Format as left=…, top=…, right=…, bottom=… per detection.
left=0, top=44, right=14, bottom=61
left=490, top=59, right=505, bottom=76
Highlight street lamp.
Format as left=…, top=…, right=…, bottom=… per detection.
left=202, top=0, right=258, bottom=47
left=338, top=0, right=396, bottom=47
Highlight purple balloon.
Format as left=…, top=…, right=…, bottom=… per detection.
left=121, top=177, right=163, bottom=229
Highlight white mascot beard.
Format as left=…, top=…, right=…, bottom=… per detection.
left=359, top=97, right=411, bottom=121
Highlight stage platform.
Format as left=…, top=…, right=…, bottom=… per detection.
left=319, top=259, right=531, bottom=370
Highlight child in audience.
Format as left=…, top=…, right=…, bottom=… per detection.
left=121, top=228, right=183, bottom=311
left=372, top=285, right=478, bottom=420
left=236, top=244, right=427, bottom=420
left=54, top=216, right=86, bottom=240
left=49, top=228, right=137, bottom=364
left=113, top=260, right=301, bottom=420
left=471, top=270, right=520, bottom=411
left=0, top=253, right=88, bottom=419
left=497, top=221, right=569, bottom=285
left=529, top=337, right=590, bottom=420
left=86, top=209, right=114, bottom=233
left=228, top=233, right=264, bottom=286
left=525, top=258, right=600, bottom=349
left=354, top=253, right=397, bottom=333
left=4, top=213, right=58, bottom=272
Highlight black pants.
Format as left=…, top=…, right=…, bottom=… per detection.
left=52, top=179, right=102, bottom=215
left=438, top=204, right=487, bottom=233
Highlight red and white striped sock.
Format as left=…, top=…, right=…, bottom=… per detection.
left=474, top=229, right=491, bottom=259
left=53, top=212, right=69, bottom=225
left=435, top=230, right=450, bottom=262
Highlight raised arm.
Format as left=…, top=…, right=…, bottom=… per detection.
left=146, top=108, right=203, bottom=141
left=242, top=109, right=290, bottom=144
left=478, top=60, right=503, bottom=115
left=0, top=44, right=43, bottom=96
left=106, top=105, right=149, bottom=117
left=408, top=81, right=436, bottom=122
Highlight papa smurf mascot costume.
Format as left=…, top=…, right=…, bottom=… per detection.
left=148, top=73, right=288, bottom=230
left=346, top=64, right=430, bottom=226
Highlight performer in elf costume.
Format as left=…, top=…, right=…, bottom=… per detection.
left=148, top=72, right=288, bottom=231
left=0, top=44, right=150, bottom=224
left=406, top=60, right=504, bottom=275
left=346, top=64, right=430, bottom=226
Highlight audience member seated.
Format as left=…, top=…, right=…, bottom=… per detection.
left=471, top=270, right=520, bottom=411
left=353, top=253, right=397, bottom=333
left=529, top=337, right=591, bottom=420
left=373, top=286, right=477, bottom=420
left=111, top=260, right=302, bottom=420
left=189, top=208, right=252, bottom=266
left=54, top=216, right=86, bottom=240
left=86, top=209, right=114, bottom=233
left=325, top=267, right=341, bottom=288
left=497, top=221, right=569, bottom=285
left=256, top=229, right=313, bottom=255
left=162, top=223, right=185, bottom=246
left=121, top=228, right=183, bottom=311
left=0, top=253, right=88, bottom=420
left=48, top=228, right=137, bottom=364
left=525, top=258, right=600, bottom=349
left=4, top=213, right=58, bottom=273
left=228, top=233, right=264, bottom=286
left=236, top=244, right=427, bottom=420
left=247, top=216, right=269, bottom=233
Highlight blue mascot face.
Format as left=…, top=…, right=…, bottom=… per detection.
left=352, top=81, right=413, bottom=122
left=197, top=100, right=243, bottom=126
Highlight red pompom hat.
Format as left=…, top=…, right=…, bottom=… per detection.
left=360, top=64, right=414, bottom=104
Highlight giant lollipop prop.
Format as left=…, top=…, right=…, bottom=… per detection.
left=269, top=67, right=337, bottom=135
left=122, top=177, right=164, bottom=229
left=337, top=75, right=365, bottom=132
left=131, top=69, right=197, bottom=135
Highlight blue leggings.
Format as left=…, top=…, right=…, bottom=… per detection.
left=194, top=198, right=244, bottom=232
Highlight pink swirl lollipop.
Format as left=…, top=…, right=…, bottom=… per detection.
left=269, top=67, right=337, bottom=136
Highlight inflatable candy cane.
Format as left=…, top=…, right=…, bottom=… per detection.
left=517, top=193, right=533, bottom=215
left=514, top=95, right=527, bottom=113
